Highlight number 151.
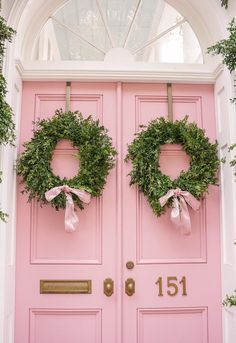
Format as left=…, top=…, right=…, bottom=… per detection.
left=155, top=276, right=187, bottom=297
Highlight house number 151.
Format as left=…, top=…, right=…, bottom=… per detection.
left=155, top=276, right=187, bottom=296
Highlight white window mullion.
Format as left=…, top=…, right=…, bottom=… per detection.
left=95, top=0, right=115, bottom=48
left=133, top=18, right=186, bottom=55
left=51, top=16, right=106, bottom=55
left=123, top=0, right=142, bottom=48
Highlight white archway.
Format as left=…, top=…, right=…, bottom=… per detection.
left=1, top=1, right=236, bottom=342
left=8, top=0, right=229, bottom=63
left=5, top=0, right=230, bottom=81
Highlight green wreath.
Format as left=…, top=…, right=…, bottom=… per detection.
left=125, top=117, right=220, bottom=217
left=17, top=109, right=116, bottom=210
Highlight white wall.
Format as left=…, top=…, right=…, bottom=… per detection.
left=0, top=0, right=15, bottom=19
left=215, top=68, right=236, bottom=342
left=214, top=4, right=236, bottom=341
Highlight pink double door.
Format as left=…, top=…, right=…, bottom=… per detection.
left=15, top=82, right=222, bottom=343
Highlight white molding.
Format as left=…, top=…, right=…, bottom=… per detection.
left=0, top=65, right=22, bottom=343
left=16, top=59, right=219, bottom=83
left=214, top=63, right=224, bottom=80
left=214, top=68, right=236, bottom=343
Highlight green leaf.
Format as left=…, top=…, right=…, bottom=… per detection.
left=17, top=110, right=117, bottom=210
left=125, top=116, right=220, bottom=217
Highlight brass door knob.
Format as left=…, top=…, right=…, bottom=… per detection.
left=103, top=278, right=114, bottom=297
left=126, top=261, right=135, bottom=270
left=125, top=278, right=135, bottom=296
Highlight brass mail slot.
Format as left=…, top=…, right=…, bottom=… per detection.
left=40, top=280, right=92, bottom=294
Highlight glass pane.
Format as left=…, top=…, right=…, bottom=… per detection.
left=135, top=21, right=203, bottom=63
left=35, top=0, right=203, bottom=64
left=125, top=0, right=165, bottom=52
left=98, top=0, right=140, bottom=47
left=53, top=0, right=112, bottom=59
left=52, top=19, right=105, bottom=61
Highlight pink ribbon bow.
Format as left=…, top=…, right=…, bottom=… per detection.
left=159, top=188, right=200, bottom=235
left=45, top=185, right=91, bottom=233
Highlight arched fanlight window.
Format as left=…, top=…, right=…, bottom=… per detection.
left=34, top=0, right=203, bottom=63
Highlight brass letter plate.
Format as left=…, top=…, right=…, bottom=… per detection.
left=40, top=280, right=92, bottom=294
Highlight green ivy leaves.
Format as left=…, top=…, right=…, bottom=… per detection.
left=207, top=18, right=236, bottom=73
left=0, top=16, right=15, bottom=144
left=0, top=15, right=16, bottom=66
left=0, top=75, right=15, bottom=145
left=221, top=0, right=229, bottom=9
left=17, top=110, right=117, bottom=210
left=18, top=113, right=219, bottom=219
left=0, top=16, right=16, bottom=221
left=126, top=117, right=220, bottom=217
left=223, top=291, right=236, bottom=307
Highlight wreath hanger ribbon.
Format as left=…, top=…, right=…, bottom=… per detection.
left=45, top=185, right=91, bottom=233
left=159, top=188, right=200, bottom=235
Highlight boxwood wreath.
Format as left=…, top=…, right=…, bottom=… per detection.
left=125, top=117, right=220, bottom=218
left=17, top=109, right=116, bottom=211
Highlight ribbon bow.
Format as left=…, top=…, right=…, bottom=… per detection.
left=159, top=188, right=200, bottom=235
left=45, top=185, right=91, bottom=233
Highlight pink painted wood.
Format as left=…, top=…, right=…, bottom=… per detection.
left=122, top=83, right=222, bottom=343
left=15, top=82, right=117, bottom=343
left=15, top=82, right=222, bottom=343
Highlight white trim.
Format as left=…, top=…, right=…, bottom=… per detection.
left=214, top=67, right=236, bottom=343
left=15, top=59, right=222, bottom=83
left=0, top=66, right=22, bottom=343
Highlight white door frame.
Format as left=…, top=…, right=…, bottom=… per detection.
left=1, top=1, right=236, bottom=342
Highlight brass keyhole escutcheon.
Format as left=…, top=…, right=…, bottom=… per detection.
left=104, top=278, right=114, bottom=297
left=126, top=261, right=135, bottom=270
left=125, top=278, right=135, bottom=296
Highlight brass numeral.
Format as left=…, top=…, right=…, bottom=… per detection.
left=155, top=277, right=164, bottom=296
left=156, top=276, right=187, bottom=297
left=167, top=276, right=178, bottom=296
left=179, top=276, right=187, bottom=296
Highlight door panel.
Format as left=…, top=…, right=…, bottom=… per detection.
left=15, top=82, right=117, bottom=343
left=29, top=309, right=101, bottom=343
left=137, top=307, right=208, bottom=343
left=15, top=82, right=222, bottom=343
left=122, top=83, right=221, bottom=343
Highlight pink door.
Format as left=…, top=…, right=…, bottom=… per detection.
left=15, top=82, right=222, bottom=343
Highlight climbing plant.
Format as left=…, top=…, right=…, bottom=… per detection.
left=207, top=18, right=236, bottom=77
left=220, top=0, right=228, bottom=9
left=223, top=291, right=236, bottom=306
left=0, top=15, right=16, bottom=221
left=0, top=16, right=15, bottom=144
